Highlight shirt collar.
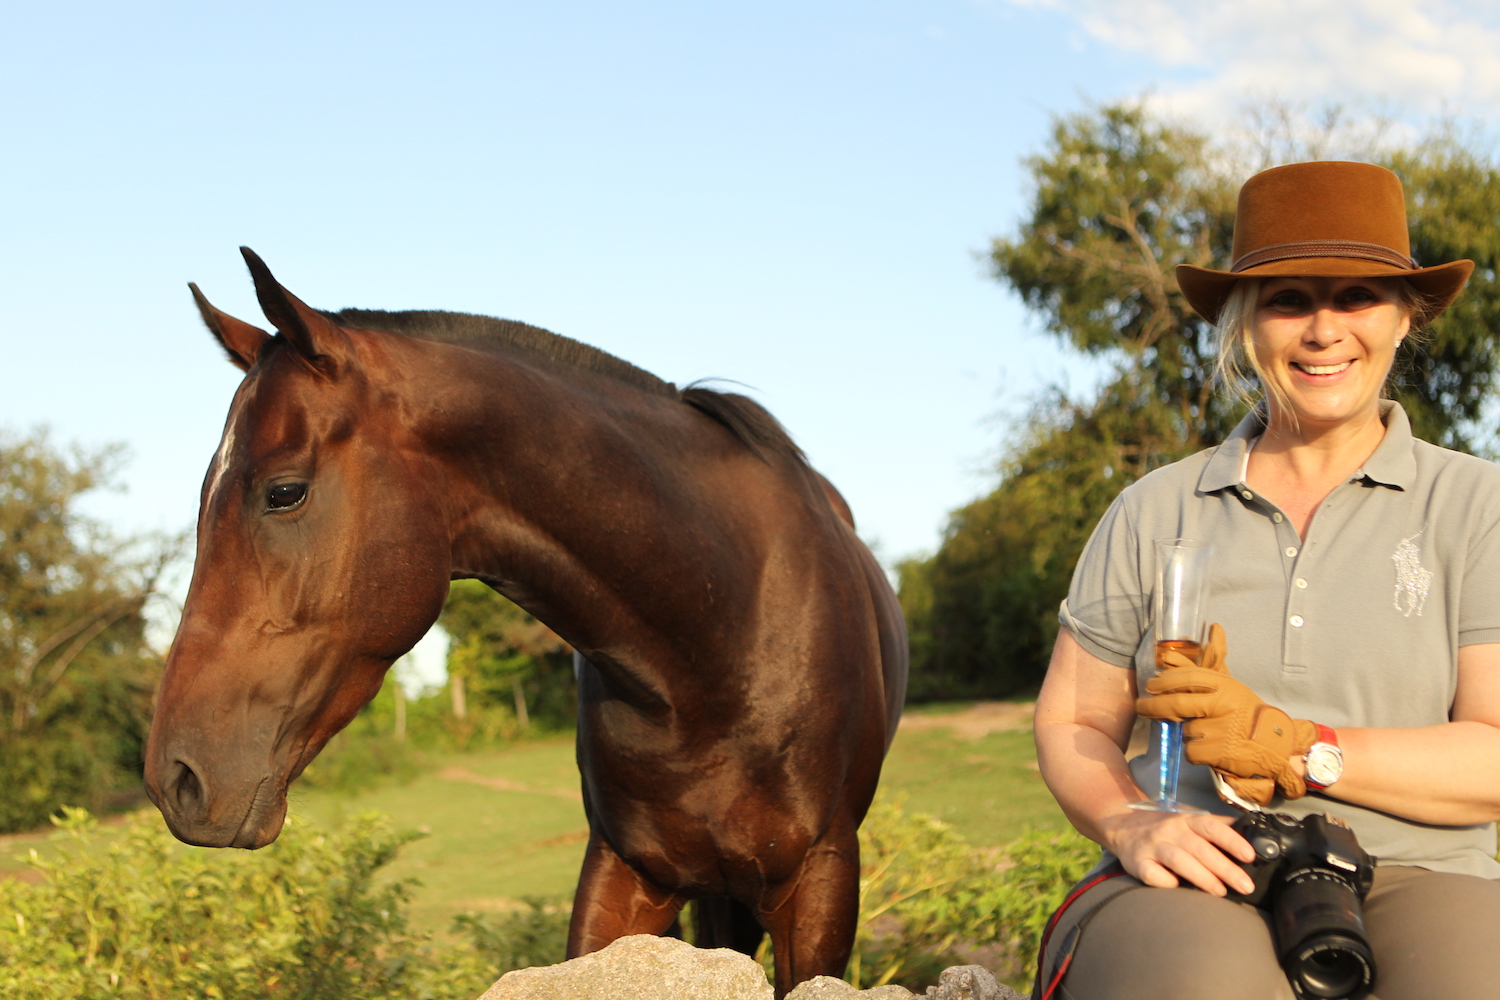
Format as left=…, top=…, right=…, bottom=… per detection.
left=1197, top=399, right=1416, bottom=494
left=1357, top=400, right=1416, bottom=489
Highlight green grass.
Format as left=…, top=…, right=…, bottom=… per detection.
left=879, top=726, right=1066, bottom=845
left=1, top=705, right=1067, bottom=939
left=290, top=737, right=590, bottom=935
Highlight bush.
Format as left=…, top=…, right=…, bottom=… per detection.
left=0, top=807, right=491, bottom=1000
left=0, top=800, right=1098, bottom=997
left=0, top=733, right=118, bottom=833
left=453, top=896, right=572, bottom=980
left=849, top=797, right=1097, bottom=991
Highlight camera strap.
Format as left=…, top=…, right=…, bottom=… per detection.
left=1033, top=861, right=1141, bottom=1000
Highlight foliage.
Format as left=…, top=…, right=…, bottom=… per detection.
left=296, top=703, right=426, bottom=796
left=903, top=371, right=1200, bottom=699
left=453, top=897, right=573, bottom=981
left=903, top=101, right=1500, bottom=698
left=0, top=428, right=180, bottom=832
left=991, top=103, right=1240, bottom=447
left=984, top=826, right=1101, bottom=981
left=0, top=807, right=493, bottom=1000
left=0, top=795, right=1096, bottom=997
left=847, top=797, right=1096, bottom=991
left=1385, top=134, right=1500, bottom=454
left=440, top=580, right=576, bottom=738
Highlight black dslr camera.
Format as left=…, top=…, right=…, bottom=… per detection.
left=1227, top=811, right=1377, bottom=1000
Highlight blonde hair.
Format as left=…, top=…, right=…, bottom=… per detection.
left=1212, top=277, right=1437, bottom=424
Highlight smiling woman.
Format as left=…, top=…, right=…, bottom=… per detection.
left=1216, top=275, right=1417, bottom=428
left=1031, top=162, right=1500, bottom=1000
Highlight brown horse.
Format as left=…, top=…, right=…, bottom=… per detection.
left=144, top=249, right=907, bottom=994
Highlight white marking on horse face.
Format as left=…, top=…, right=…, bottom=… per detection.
left=207, top=408, right=241, bottom=505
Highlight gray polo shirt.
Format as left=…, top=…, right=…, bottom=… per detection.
left=1060, top=400, right=1500, bottom=877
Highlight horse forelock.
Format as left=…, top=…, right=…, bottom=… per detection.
left=318, top=307, right=807, bottom=466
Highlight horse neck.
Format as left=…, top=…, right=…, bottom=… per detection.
left=396, top=338, right=767, bottom=667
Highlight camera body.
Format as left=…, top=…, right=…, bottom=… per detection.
left=1227, top=811, right=1377, bottom=1000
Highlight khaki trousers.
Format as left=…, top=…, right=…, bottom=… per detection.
left=1039, top=866, right=1500, bottom=1000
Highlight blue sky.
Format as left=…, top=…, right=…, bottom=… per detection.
left=5, top=1, right=1498, bottom=678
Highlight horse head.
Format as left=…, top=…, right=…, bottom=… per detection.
left=144, top=249, right=452, bottom=848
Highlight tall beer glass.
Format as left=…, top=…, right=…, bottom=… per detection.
left=1130, top=538, right=1213, bottom=813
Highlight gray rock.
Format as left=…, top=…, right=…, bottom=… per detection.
left=473, top=939, right=1026, bottom=1000
left=786, top=977, right=916, bottom=999
left=924, top=965, right=1026, bottom=1000
left=476, top=934, right=774, bottom=1000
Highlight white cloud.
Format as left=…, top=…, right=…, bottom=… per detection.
left=1005, top=0, right=1500, bottom=123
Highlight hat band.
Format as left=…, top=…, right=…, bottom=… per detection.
left=1231, top=239, right=1418, bottom=273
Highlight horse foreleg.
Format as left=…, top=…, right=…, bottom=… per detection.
left=567, top=831, right=683, bottom=957
left=756, top=819, right=861, bottom=998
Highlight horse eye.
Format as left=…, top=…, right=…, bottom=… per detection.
left=266, top=482, right=308, bottom=511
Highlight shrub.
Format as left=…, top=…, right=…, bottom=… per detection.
left=0, top=799, right=1098, bottom=997
left=0, top=807, right=491, bottom=1000
left=984, top=826, right=1099, bottom=977
left=453, top=896, right=573, bottom=980
left=849, top=797, right=1097, bottom=991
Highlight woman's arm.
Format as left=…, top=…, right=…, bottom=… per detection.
left=1034, top=627, right=1255, bottom=895
left=1294, top=642, right=1500, bottom=825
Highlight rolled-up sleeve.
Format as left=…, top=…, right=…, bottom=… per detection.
left=1058, top=493, right=1149, bottom=668
left=1459, top=497, right=1500, bottom=647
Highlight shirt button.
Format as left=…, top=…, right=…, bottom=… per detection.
left=1285, top=546, right=1298, bottom=558
left=1273, top=512, right=1284, bottom=523
left=1290, top=615, right=1305, bottom=627
left=1241, top=489, right=1253, bottom=500
left=1296, top=578, right=1308, bottom=589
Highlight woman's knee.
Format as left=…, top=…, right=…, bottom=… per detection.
left=1061, top=886, right=1294, bottom=1000
left=1362, top=867, right=1500, bottom=1000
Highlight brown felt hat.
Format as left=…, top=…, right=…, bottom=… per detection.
left=1176, top=161, right=1473, bottom=325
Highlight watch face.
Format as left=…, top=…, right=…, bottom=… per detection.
left=1306, top=743, right=1343, bottom=787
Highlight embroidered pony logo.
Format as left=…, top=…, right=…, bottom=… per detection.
left=1391, top=529, right=1432, bottom=618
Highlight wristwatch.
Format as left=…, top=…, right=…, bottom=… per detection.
left=1304, top=724, right=1343, bottom=792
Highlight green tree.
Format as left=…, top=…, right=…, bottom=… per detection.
left=991, top=103, right=1240, bottom=448
left=1385, top=134, right=1500, bottom=451
left=0, top=429, right=178, bottom=831
left=902, top=103, right=1500, bottom=700
left=903, top=371, right=1190, bottom=699
left=439, top=580, right=575, bottom=734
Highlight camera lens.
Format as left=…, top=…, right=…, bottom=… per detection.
left=1285, top=935, right=1373, bottom=1000
left=1274, top=871, right=1374, bottom=1000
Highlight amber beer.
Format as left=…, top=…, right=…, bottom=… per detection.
left=1155, top=638, right=1204, bottom=669
left=1134, top=537, right=1214, bottom=813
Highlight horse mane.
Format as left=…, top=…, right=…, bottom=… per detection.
left=322, top=308, right=805, bottom=464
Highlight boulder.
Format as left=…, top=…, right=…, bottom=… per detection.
left=476, top=934, right=772, bottom=1000
left=785, top=976, right=917, bottom=998
left=474, top=937, right=1026, bottom=1000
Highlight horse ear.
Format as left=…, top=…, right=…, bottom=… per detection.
left=239, top=247, right=353, bottom=374
left=189, top=283, right=271, bottom=372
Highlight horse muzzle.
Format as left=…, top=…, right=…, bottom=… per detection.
left=145, top=749, right=288, bottom=849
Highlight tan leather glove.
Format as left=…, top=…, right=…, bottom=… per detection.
left=1137, top=624, right=1318, bottom=806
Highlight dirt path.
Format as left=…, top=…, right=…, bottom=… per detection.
left=437, top=765, right=584, bottom=802
left=897, top=701, right=1035, bottom=740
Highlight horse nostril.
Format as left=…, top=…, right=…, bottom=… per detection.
left=171, top=760, right=206, bottom=818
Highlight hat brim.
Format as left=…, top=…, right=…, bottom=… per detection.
left=1176, top=258, right=1474, bottom=326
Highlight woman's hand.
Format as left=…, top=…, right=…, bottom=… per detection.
left=1037, top=628, right=1259, bottom=895
left=1095, top=807, right=1256, bottom=896
left=1136, top=622, right=1318, bottom=805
